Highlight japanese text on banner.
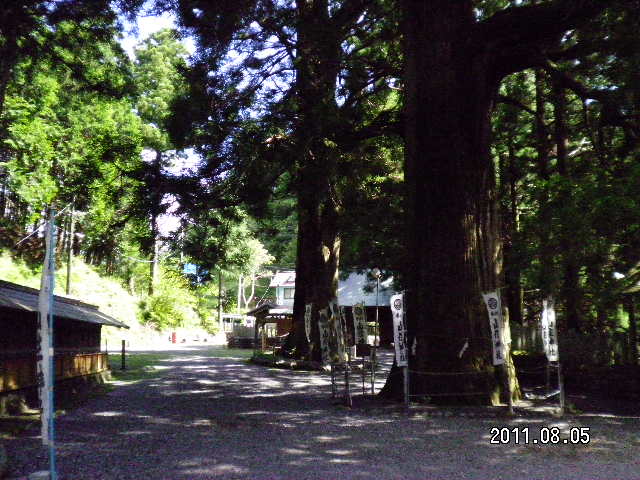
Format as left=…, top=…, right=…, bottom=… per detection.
left=541, top=298, right=559, bottom=362
left=390, top=294, right=408, bottom=367
left=352, top=301, right=368, bottom=344
left=482, top=292, right=505, bottom=366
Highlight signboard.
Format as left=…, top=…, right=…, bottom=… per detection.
left=541, top=297, right=559, bottom=362
left=390, top=293, right=408, bottom=367
left=482, top=291, right=505, bottom=366
left=318, top=308, right=331, bottom=365
left=352, top=301, right=368, bottom=345
left=183, top=263, right=197, bottom=275
left=304, top=303, right=313, bottom=343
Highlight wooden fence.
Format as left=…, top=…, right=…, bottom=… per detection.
left=0, top=352, right=108, bottom=393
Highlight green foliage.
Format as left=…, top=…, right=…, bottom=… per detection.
left=137, top=267, right=199, bottom=330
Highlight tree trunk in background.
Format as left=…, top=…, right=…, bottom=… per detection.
left=381, top=0, right=518, bottom=404
left=0, top=23, right=17, bottom=118
left=0, top=164, right=7, bottom=217
left=627, top=296, right=638, bottom=366
left=535, top=70, right=556, bottom=298
left=501, top=137, right=523, bottom=326
left=148, top=150, right=163, bottom=296
left=148, top=212, right=158, bottom=296
left=218, top=268, right=223, bottom=330
left=553, top=80, right=581, bottom=331
left=284, top=0, right=341, bottom=362
left=66, top=206, right=75, bottom=295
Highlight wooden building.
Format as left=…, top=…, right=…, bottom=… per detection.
left=0, top=280, right=128, bottom=412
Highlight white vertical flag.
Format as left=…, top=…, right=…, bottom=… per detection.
left=329, top=299, right=345, bottom=363
left=304, top=303, right=313, bottom=343
left=38, top=217, right=55, bottom=445
left=390, top=293, right=408, bottom=367
left=352, top=301, right=368, bottom=344
left=541, top=297, right=559, bottom=361
left=318, top=308, right=330, bottom=365
left=482, top=291, right=505, bottom=366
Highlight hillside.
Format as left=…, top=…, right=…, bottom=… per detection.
left=0, top=249, right=207, bottom=348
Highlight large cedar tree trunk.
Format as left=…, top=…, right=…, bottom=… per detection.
left=381, top=1, right=519, bottom=405
left=283, top=0, right=341, bottom=361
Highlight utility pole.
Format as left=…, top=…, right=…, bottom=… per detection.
left=38, top=207, right=58, bottom=479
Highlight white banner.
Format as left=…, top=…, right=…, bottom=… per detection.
left=318, top=308, right=331, bottom=365
left=541, top=297, right=559, bottom=362
left=390, top=294, right=408, bottom=367
left=304, top=303, right=313, bottom=343
left=328, top=299, right=345, bottom=363
left=38, top=218, right=55, bottom=444
left=482, top=291, right=505, bottom=366
left=352, top=301, right=368, bottom=344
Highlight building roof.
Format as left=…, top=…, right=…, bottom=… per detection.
left=266, top=270, right=397, bottom=307
left=0, top=280, right=129, bottom=328
left=337, top=271, right=395, bottom=307
left=269, top=271, right=296, bottom=288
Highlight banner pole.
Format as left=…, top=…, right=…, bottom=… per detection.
left=403, top=366, right=409, bottom=413
left=558, top=360, right=565, bottom=416
left=370, top=349, right=375, bottom=395
left=331, top=362, right=336, bottom=398
left=345, top=348, right=352, bottom=407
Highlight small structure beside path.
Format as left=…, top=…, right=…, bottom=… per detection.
left=0, top=280, right=128, bottom=415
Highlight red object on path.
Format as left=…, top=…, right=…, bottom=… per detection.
left=171, top=332, right=177, bottom=344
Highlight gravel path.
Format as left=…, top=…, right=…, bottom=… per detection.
left=4, top=346, right=640, bottom=479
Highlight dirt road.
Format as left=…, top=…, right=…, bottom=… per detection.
left=4, top=346, right=639, bottom=479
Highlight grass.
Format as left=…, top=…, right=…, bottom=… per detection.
left=108, top=353, right=171, bottom=383
left=107, top=347, right=253, bottom=384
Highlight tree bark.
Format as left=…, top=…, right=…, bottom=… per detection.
left=500, top=137, right=523, bottom=326
left=627, top=296, right=638, bottom=366
left=553, top=79, right=581, bottom=331
left=66, top=205, right=75, bottom=295
left=283, top=0, right=342, bottom=362
left=382, top=0, right=518, bottom=405
left=535, top=69, right=556, bottom=297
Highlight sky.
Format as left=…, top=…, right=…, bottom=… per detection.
left=118, top=10, right=197, bottom=237
left=119, top=10, right=195, bottom=59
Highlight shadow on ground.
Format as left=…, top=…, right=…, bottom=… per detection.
left=3, top=346, right=639, bottom=479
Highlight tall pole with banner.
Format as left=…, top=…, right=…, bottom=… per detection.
left=482, top=291, right=513, bottom=414
left=541, top=297, right=563, bottom=415
left=38, top=209, right=58, bottom=479
left=390, top=293, right=408, bottom=409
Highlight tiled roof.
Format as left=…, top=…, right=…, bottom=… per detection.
left=0, top=280, right=129, bottom=328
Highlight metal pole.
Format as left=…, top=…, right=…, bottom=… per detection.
left=558, top=361, right=565, bottom=416
left=331, top=364, right=336, bottom=399
left=370, top=351, right=375, bottom=395
left=345, top=348, right=352, bottom=407
left=403, top=366, right=409, bottom=413
left=121, top=340, right=126, bottom=371
left=373, top=276, right=379, bottom=395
